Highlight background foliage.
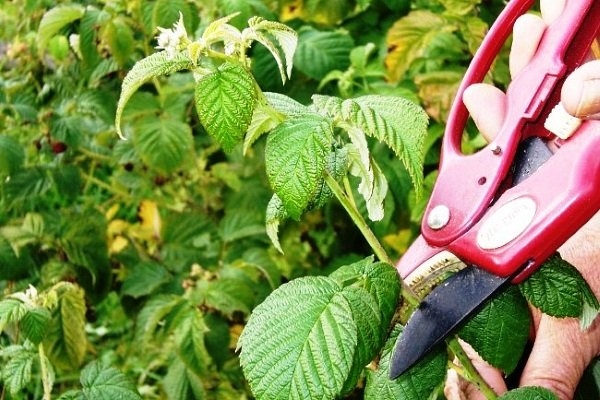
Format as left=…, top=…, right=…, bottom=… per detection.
left=2, top=0, right=599, bottom=399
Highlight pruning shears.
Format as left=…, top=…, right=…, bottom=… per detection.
left=390, top=0, right=600, bottom=379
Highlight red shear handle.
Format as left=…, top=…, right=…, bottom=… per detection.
left=452, top=119, right=600, bottom=281
left=421, top=0, right=600, bottom=247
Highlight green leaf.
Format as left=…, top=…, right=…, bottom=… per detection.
left=164, top=357, right=206, bottom=400
left=310, top=145, right=349, bottom=209
left=135, top=295, right=186, bottom=343
left=0, top=236, right=33, bottom=281
left=365, top=324, right=447, bottom=399
left=195, top=62, right=257, bottom=152
left=498, top=386, right=559, bottom=400
left=0, top=298, right=28, bottom=332
left=458, top=286, right=531, bottom=374
left=294, top=27, right=354, bottom=80
left=201, top=270, right=257, bottom=316
left=329, top=259, right=401, bottom=394
left=175, top=306, right=210, bottom=377
left=245, top=17, right=298, bottom=84
left=0, top=135, right=25, bottom=176
left=265, top=114, right=333, bottom=220
left=329, top=257, right=400, bottom=327
left=134, top=116, right=193, bottom=173
left=121, top=261, right=171, bottom=298
left=265, top=92, right=309, bottom=118
left=37, top=5, right=85, bottom=56
left=115, top=51, right=193, bottom=138
left=219, top=208, right=265, bottom=243
left=80, top=361, right=142, bottom=400
left=238, top=276, right=357, bottom=399
left=520, top=254, right=600, bottom=324
left=105, top=17, right=134, bottom=68
left=44, top=284, right=87, bottom=371
left=1, top=347, right=35, bottom=396
left=243, top=101, right=283, bottom=154
left=265, top=194, right=288, bottom=253
left=21, top=307, right=52, bottom=345
left=342, top=95, right=428, bottom=193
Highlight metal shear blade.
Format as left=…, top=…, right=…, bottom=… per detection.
left=389, top=266, right=509, bottom=379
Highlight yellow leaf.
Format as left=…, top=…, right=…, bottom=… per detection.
left=385, top=11, right=453, bottom=82
left=138, top=200, right=161, bottom=240
left=109, top=236, right=129, bottom=254
left=414, top=70, right=463, bottom=122
left=105, top=203, right=120, bottom=221
left=383, top=229, right=414, bottom=255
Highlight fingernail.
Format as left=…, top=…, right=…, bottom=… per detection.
left=575, top=78, right=600, bottom=118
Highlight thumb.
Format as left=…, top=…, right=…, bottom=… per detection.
left=561, top=60, right=600, bottom=119
left=519, top=315, right=598, bottom=400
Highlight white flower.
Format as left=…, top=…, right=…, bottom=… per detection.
left=155, top=12, right=188, bottom=58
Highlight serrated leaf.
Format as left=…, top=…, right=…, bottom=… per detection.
left=265, top=91, right=309, bottom=118
left=458, top=286, right=530, bottom=374
left=311, top=145, right=350, bottom=209
left=329, top=257, right=400, bottom=327
left=134, top=116, right=193, bottom=173
left=498, top=386, right=559, bottom=400
left=243, top=101, right=283, bottom=154
left=37, top=5, right=85, bottom=56
left=0, top=298, right=28, bottom=332
left=385, top=10, right=451, bottom=82
left=345, top=131, right=388, bottom=221
left=0, top=135, right=25, bottom=176
left=239, top=276, right=357, bottom=399
left=115, top=51, right=193, bottom=138
left=80, top=361, right=142, bottom=400
left=245, top=17, right=298, bottom=84
left=21, top=307, right=51, bottom=345
left=135, top=295, right=186, bottom=343
left=105, top=17, right=134, bottom=68
left=202, top=273, right=257, bottom=316
left=1, top=347, right=35, bottom=396
left=343, top=95, right=428, bottom=193
left=329, top=258, right=401, bottom=394
left=121, top=261, right=171, bottom=298
left=175, top=306, right=210, bottom=377
left=265, top=114, right=333, bottom=220
left=520, top=254, right=598, bottom=320
left=195, top=63, right=257, bottom=152
left=44, top=284, right=87, bottom=371
left=294, top=27, right=354, bottom=80
left=365, top=324, right=447, bottom=399
left=265, top=194, right=288, bottom=253
left=164, top=357, right=206, bottom=400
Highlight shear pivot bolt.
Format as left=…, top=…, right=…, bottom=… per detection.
left=427, top=205, right=450, bottom=230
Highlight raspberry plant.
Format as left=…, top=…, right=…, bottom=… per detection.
left=1, top=1, right=599, bottom=399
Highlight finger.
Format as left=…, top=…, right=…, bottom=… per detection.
left=463, top=84, right=507, bottom=140
left=561, top=60, right=600, bottom=119
left=509, top=14, right=546, bottom=78
left=540, top=0, right=566, bottom=25
left=519, top=315, right=600, bottom=400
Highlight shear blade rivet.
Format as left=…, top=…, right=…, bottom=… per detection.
left=427, top=205, right=450, bottom=230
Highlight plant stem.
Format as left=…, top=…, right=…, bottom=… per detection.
left=447, top=337, right=497, bottom=400
left=38, top=344, right=53, bottom=400
left=324, top=174, right=421, bottom=307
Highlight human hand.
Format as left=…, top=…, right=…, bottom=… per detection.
left=445, top=1, right=600, bottom=399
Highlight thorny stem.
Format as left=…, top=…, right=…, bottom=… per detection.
left=447, top=337, right=498, bottom=400
left=324, top=174, right=421, bottom=307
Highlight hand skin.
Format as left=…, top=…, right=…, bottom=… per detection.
left=445, top=1, right=600, bottom=399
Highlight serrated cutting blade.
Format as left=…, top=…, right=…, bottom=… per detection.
left=389, top=266, right=510, bottom=379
